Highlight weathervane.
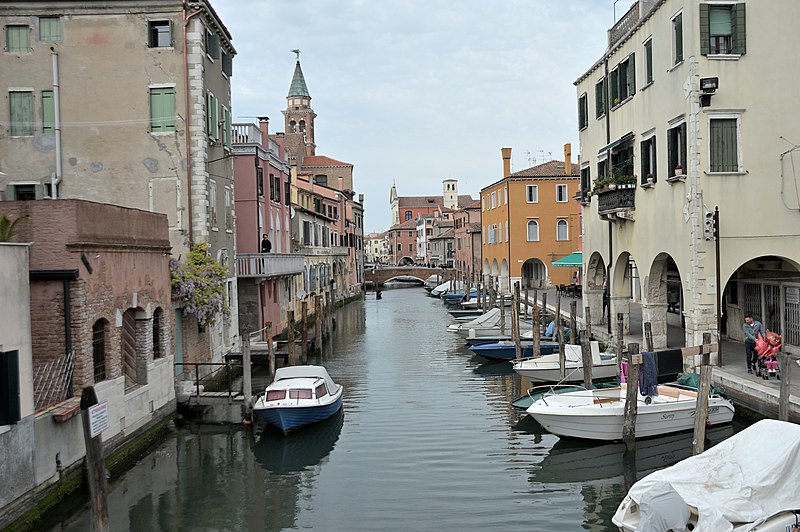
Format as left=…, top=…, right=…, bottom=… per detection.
left=291, top=48, right=301, bottom=61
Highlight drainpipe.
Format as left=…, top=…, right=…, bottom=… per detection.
left=183, top=2, right=203, bottom=245
left=50, top=48, right=62, bottom=198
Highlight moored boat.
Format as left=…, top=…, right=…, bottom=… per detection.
left=512, top=342, right=618, bottom=383
left=469, top=340, right=559, bottom=361
left=252, top=365, right=343, bottom=434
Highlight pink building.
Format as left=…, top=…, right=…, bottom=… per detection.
left=232, top=118, right=303, bottom=336
left=452, top=199, right=482, bottom=281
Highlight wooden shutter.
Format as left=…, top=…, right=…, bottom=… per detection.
left=675, top=14, right=684, bottom=62
left=699, top=4, right=710, bottom=55
left=627, top=53, right=636, bottom=95
left=0, top=351, right=21, bottom=426
left=733, top=3, right=746, bottom=55
left=9, top=92, right=33, bottom=136
left=652, top=137, right=657, bottom=182
left=42, top=90, right=54, bottom=132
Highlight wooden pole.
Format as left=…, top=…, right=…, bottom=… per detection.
left=499, top=295, right=506, bottom=335
left=266, top=322, right=275, bottom=377
left=513, top=283, right=522, bottom=362
left=622, top=343, right=641, bottom=452
left=556, top=295, right=565, bottom=379
left=585, top=305, right=592, bottom=340
left=616, top=313, right=624, bottom=367
left=476, top=283, right=483, bottom=310
left=80, top=386, right=109, bottom=532
left=315, top=295, right=322, bottom=353
left=581, top=331, right=593, bottom=391
left=301, top=300, right=309, bottom=364
left=287, top=310, right=296, bottom=366
left=692, top=333, right=713, bottom=455
left=242, top=335, right=252, bottom=409
left=778, top=352, right=792, bottom=422
left=532, top=307, right=541, bottom=358
left=644, top=322, right=654, bottom=352
left=524, top=287, right=529, bottom=319
left=570, top=300, right=577, bottom=345
left=541, top=291, right=548, bottom=318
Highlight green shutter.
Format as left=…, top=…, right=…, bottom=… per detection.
left=42, top=90, right=54, bottom=133
left=733, top=3, right=746, bottom=55
left=595, top=81, right=604, bottom=117
left=6, top=25, right=30, bottom=53
left=206, top=92, right=214, bottom=135
left=150, top=88, right=175, bottom=132
left=710, top=119, right=738, bottom=172
left=628, top=53, right=636, bottom=95
left=675, top=14, right=684, bottom=62
left=9, top=91, right=34, bottom=136
left=679, top=122, right=687, bottom=171
left=610, top=69, right=619, bottom=105
left=699, top=5, right=709, bottom=55
left=0, top=350, right=21, bottom=426
left=645, top=40, right=653, bottom=83
left=39, top=17, right=61, bottom=41
left=652, top=137, right=657, bottom=182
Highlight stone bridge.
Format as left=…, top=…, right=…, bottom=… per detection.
left=364, top=266, right=452, bottom=286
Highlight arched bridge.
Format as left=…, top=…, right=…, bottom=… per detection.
left=364, top=266, right=450, bottom=285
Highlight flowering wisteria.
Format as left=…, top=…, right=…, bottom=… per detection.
left=170, top=244, right=229, bottom=327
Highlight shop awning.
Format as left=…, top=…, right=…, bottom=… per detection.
left=552, top=252, right=582, bottom=268
left=597, top=131, right=634, bottom=155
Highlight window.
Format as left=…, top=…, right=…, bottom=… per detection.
left=709, top=117, right=739, bottom=172
left=640, top=136, right=657, bottom=184
left=0, top=350, right=21, bottom=425
left=148, top=20, right=171, bottom=47
left=209, top=180, right=217, bottom=228
left=397, top=243, right=401, bottom=252
left=644, top=39, right=653, bottom=84
left=595, top=78, right=606, bottom=118
left=266, top=390, right=286, bottom=401
left=556, top=219, right=568, bottom=241
left=221, top=105, right=231, bottom=147
left=527, top=220, right=539, bottom=242
left=288, top=388, right=312, bottom=399
left=256, top=167, right=264, bottom=196
left=42, top=90, right=54, bottom=133
left=598, top=159, right=608, bottom=179
left=39, top=17, right=61, bottom=42
left=408, top=243, right=413, bottom=252
left=578, top=93, right=588, bottom=130
left=315, top=383, right=328, bottom=398
left=491, top=191, right=497, bottom=209
left=9, top=91, right=33, bottom=136
left=701, top=4, right=745, bottom=56
left=609, top=69, right=619, bottom=106
left=505, top=222, right=509, bottom=242
left=580, top=166, right=591, bottom=195
left=222, top=51, right=233, bottom=77
left=612, top=145, right=634, bottom=178
left=205, top=29, right=220, bottom=59
left=149, top=87, right=175, bottom=133
left=206, top=91, right=218, bottom=139
left=92, top=319, right=107, bottom=382
left=504, top=186, right=508, bottom=204
left=408, top=231, right=413, bottom=237
left=610, top=55, right=635, bottom=106
left=405, top=210, right=412, bottom=221
left=497, top=222, right=502, bottom=243
left=667, top=122, right=687, bottom=177
left=556, top=184, right=568, bottom=203
left=224, top=186, right=232, bottom=230
left=526, top=185, right=538, bottom=203
left=5, top=25, right=29, bottom=53
left=673, top=12, right=684, bottom=64
left=314, top=174, right=327, bottom=186
left=481, top=197, right=485, bottom=211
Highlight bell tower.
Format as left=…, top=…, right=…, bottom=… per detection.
left=282, top=50, right=317, bottom=165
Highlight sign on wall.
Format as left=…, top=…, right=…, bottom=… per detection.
left=88, top=402, right=110, bottom=438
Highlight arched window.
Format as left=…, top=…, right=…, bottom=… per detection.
left=527, top=220, right=539, bottom=242
left=289, top=120, right=297, bottom=133
left=299, top=120, right=306, bottom=134
left=556, top=219, right=569, bottom=241
left=92, top=319, right=108, bottom=383
left=152, top=307, right=163, bottom=359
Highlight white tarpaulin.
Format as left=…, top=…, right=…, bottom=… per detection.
left=623, top=419, right=800, bottom=532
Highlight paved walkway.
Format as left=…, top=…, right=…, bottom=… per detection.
left=515, top=288, right=800, bottom=422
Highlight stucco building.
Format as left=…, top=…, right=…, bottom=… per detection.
left=453, top=199, right=482, bottom=282
left=576, top=0, right=800, bottom=351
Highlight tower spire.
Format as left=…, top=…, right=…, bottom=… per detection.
left=287, top=51, right=310, bottom=98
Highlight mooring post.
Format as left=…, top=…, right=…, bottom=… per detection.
left=693, top=333, right=713, bottom=455
left=616, top=313, right=624, bottom=367
left=326, top=289, right=333, bottom=335
left=585, top=305, right=592, bottom=340
left=315, top=294, right=322, bottom=353
left=580, top=331, right=593, bottom=391
left=266, top=322, right=275, bottom=378
left=287, top=311, right=296, bottom=365
left=556, top=295, right=565, bottom=379
left=779, top=352, right=793, bottom=421
left=623, top=342, right=641, bottom=452
left=242, top=335, right=252, bottom=410
left=524, top=287, right=529, bottom=319
left=532, top=306, right=541, bottom=357
left=570, top=300, right=577, bottom=345
left=301, top=300, right=309, bottom=364
left=499, top=295, right=506, bottom=335
left=541, top=292, right=548, bottom=318
left=80, top=386, right=109, bottom=532
left=513, top=282, right=522, bottom=362
left=644, top=322, right=654, bottom=352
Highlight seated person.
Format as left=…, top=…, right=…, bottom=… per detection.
left=545, top=319, right=555, bottom=338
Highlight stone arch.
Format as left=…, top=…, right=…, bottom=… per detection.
left=289, top=120, right=297, bottom=133
left=610, top=252, right=642, bottom=335
left=521, top=258, right=547, bottom=289
left=500, top=259, right=509, bottom=292
left=641, top=253, right=685, bottom=349
left=584, top=252, right=607, bottom=328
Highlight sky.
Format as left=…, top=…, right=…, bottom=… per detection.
left=212, top=0, right=617, bottom=233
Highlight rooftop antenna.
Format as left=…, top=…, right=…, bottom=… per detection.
left=291, top=48, right=301, bottom=61
left=525, top=150, right=535, bottom=166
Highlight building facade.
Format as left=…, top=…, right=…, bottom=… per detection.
left=366, top=232, right=391, bottom=264
left=453, top=200, right=482, bottom=283
left=576, top=0, right=800, bottom=350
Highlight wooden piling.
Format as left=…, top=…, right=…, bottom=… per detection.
left=585, top=306, right=592, bottom=339
left=315, top=295, right=322, bottom=352
left=779, top=352, right=793, bottom=422
left=287, top=311, right=296, bottom=366
left=266, top=322, right=275, bottom=377
left=80, top=386, right=109, bottom=532
left=532, top=307, right=541, bottom=357
left=524, top=287, right=529, bottom=319
left=541, top=292, right=548, bottom=317
left=513, top=283, right=522, bottom=362
left=499, top=296, right=506, bottom=335
left=301, top=300, right=309, bottom=364
left=556, top=295, right=565, bottom=379
left=581, top=331, right=593, bottom=391
left=692, top=333, right=713, bottom=455
left=242, top=335, right=252, bottom=409
left=326, top=289, right=333, bottom=335
left=570, top=301, right=577, bottom=345
left=616, top=313, right=624, bottom=367
left=644, top=322, right=654, bottom=352
left=622, top=343, right=641, bottom=452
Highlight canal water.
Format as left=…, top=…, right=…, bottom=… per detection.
left=52, top=288, right=747, bottom=531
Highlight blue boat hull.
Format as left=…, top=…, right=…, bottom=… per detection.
left=255, top=395, right=344, bottom=433
left=470, top=342, right=560, bottom=361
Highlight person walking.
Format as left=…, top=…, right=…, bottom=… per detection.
left=742, top=313, right=765, bottom=374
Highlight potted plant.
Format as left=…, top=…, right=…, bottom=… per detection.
left=646, top=172, right=654, bottom=185
left=674, top=164, right=683, bottom=176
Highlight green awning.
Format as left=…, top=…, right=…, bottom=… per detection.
left=552, top=252, right=582, bottom=268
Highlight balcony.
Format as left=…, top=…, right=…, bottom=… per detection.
left=607, top=0, right=658, bottom=48
left=597, top=185, right=636, bottom=221
left=297, top=246, right=350, bottom=257
left=231, top=123, right=261, bottom=145
left=236, top=253, right=304, bottom=278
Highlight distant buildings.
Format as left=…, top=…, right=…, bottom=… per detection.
left=366, top=232, right=391, bottom=264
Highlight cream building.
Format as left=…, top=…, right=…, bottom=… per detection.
left=576, top=0, right=800, bottom=353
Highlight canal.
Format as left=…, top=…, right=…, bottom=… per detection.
left=52, top=288, right=748, bottom=531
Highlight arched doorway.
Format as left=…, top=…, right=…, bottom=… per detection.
left=644, top=253, right=685, bottom=349
left=500, top=259, right=509, bottom=293
left=610, top=252, right=642, bottom=335
left=521, top=258, right=547, bottom=289
left=585, top=252, right=607, bottom=328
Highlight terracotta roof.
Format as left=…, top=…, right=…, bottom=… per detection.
left=389, top=219, right=418, bottom=231
left=433, top=219, right=454, bottom=228
left=464, top=199, right=481, bottom=209
left=397, top=194, right=474, bottom=208
left=467, top=222, right=482, bottom=232
left=508, top=160, right=580, bottom=178
left=302, top=155, right=352, bottom=167
left=430, top=227, right=454, bottom=240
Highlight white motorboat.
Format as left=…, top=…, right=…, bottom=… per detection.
left=512, top=342, right=618, bottom=383
left=525, top=383, right=734, bottom=441
left=612, top=419, right=800, bottom=532
left=252, top=365, right=343, bottom=434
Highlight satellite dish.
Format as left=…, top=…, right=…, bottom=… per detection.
left=296, top=289, right=306, bottom=300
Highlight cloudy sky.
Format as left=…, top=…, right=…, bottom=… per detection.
left=213, top=0, right=617, bottom=233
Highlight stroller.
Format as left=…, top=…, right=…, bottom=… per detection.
left=754, top=330, right=782, bottom=380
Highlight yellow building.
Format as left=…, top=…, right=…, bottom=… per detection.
left=481, top=146, right=581, bottom=292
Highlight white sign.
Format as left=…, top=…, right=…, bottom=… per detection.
left=787, top=287, right=800, bottom=306
left=88, top=402, right=110, bottom=438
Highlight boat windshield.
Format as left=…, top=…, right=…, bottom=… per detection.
left=289, top=388, right=313, bottom=399
left=266, top=390, right=286, bottom=401
left=315, top=383, right=328, bottom=398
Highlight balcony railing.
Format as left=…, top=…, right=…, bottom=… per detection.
left=231, top=123, right=261, bottom=145
left=597, top=186, right=636, bottom=221
left=298, top=246, right=350, bottom=257
left=236, top=253, right=304, bottom=278
left=608, top=0, right=658, bottom=48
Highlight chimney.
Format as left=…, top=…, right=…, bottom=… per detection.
left=564, top=143, right=572, bottom=175
left=258, top=116, right=269, bottom=147
left=501, top=147, right=512, bottom=178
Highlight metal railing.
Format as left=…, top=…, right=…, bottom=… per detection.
left=33, top=350, right=74, bottom=412
left=175, top=362, right=240, bottom=402
left=598, top=187, right=636, bottom=214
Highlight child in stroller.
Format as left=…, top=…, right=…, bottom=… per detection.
left=754, top=330, right=782, bottom=380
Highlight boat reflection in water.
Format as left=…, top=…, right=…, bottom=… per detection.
left=253, top=408, right=345, bottom=475
left=530, top=424, right=735, bottom=484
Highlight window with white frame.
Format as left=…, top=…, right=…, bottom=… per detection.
left=526, top=185, right=538, bottom=203
left=640, top=135, right=657, bottom=184
left=709, top=116, right=741, bottom=173
left=667, top=122, right=687, bottom=177
left=556, top=184, right=568, bottom=203
left=527, top=220, right=539, bottom=242
left=498, top=222, right=502, bottom=243
left=673, top=12, right=683, bottom=64
left=700, top=3, right=746, bottom=56
left=504, top=186, right=508, bottom=204
left=556, top=219, right=568, bottom=241
left=491, top=191, right=497, bottom=209
left=505, top=222, right=509, bottom=242
left=644, top=38, right=653, bottom=85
